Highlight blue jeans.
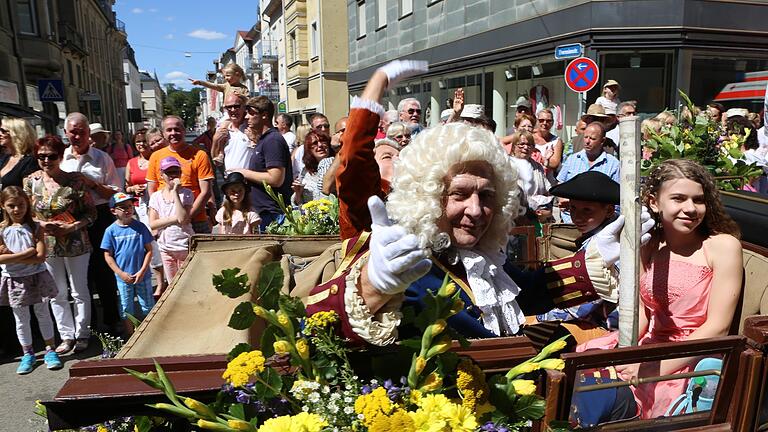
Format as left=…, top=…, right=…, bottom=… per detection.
left=116, top=277, right=155, bottom=320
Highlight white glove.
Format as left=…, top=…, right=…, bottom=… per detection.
left=595, top=206, right=656, bottom=266
left=640, top=206, right=654, bottom=246
left=595, top=215, right=623, bottom=267
left=366, top=196, right=432, bottom=295
left=378, top=60, right=429, bottom=89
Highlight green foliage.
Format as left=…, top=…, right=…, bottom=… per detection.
left=163, top=84, right=201, bottom=128
left=256, top=262, right=283, bottom=310
left=227, top=343, right=253, bottom=361
left=641, top=89, right=763, bottom=190
left=263, top=182, right=340, bottom=236
left=228, top=301, right=257, bottom=330
left=213, top=268, right=250, bottom=298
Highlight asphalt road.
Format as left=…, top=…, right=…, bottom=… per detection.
left=0, top=338, right=104, bottom=431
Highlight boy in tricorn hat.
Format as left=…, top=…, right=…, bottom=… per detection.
left=536, top=171, right=620, bottom=328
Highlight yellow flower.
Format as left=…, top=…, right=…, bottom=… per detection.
left=449, top=298, right=465, bottom=315
left=511, top=379, right=537, bottom=396
left=426, top=335, right=452, bottom=358
left=409, top=394, right=477, bottom=432
left=419, top=372, right=443, bottom=392
left=257, top=412, right=327, bottom=432
left=441, top=401, right=478, bottom=431
left=409, top=389, right=423, bottom=404
left=428, top=320, right=446, bottom=337
left=253, top=305, right=270, bottom=319
left=222, top=350, right=266, bottom=387
left=304, top=311, right=338, bottom=334
left=295, top=338, right=310, bottom=360
left=414, top=356, right=427, bottom=374
left=197, top=420, right=233, bottom=431
left=273, top=340, right=291, bottom=355
left=438, top=281, right=457, bottom=297
left=354, top=387, right=396, bottom=427
left=506, top=361, right=540, bottom=379
left=368, top=409, right=416, bottom=432
left=228, top=419, right=255, bottom=431
left=456, top=358, right=488, bottom=411
left=538, top=358, right=565, bottom=371
left=183, top=397, right=216, bottom=419
left=97, top=426, right=108, bottom=432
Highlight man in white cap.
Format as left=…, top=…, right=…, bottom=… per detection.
left=89, top=123, right=111, bottom=150
left=506, top=95, right=532, bottom=134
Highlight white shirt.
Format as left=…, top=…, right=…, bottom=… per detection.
left=223, top=123, right=258, bottom=171
left=61, top=145, right=121, bottom=206
left=292, top=146, right=305, bottom=179
left=283, top=131, right=297, bottom=152
left=510, top=157, right=553, bottom=210
left=757, top=126, right=768, bottom=158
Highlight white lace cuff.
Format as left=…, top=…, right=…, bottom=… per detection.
left=344, top=255, right=401, bottom=346
left=350, top=96, right=386, bottom=119
left=585, top=241, right=619, bottom=303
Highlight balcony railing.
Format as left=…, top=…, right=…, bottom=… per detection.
left=58, top=23, right=88, bottom=56
left=115, top=19, right=126, bottom=33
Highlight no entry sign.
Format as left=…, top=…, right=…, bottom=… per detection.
left=565, top=57, right=599, bottom=93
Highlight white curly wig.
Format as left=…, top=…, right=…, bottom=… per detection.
left=386, top=122, right=521, bottom=254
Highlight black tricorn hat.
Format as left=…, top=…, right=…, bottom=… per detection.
left=550, top=171, right=619, bottom=204
left=221, top=171, right=251, bottom=193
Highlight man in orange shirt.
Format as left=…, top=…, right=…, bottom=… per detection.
left=146, top=115, right=215, bottom=233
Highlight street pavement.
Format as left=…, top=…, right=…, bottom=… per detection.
left=0, top=339, right=103, bottom=431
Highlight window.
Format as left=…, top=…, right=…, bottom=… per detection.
left=310, top=22, right=318, bottom=58
left=289, top=31, right=297, bottom=63
left=16, top=0, right=38, bottom=35
left=399, top=0, right=412, bottom=17
left=67, top=60, right=73, bottom=84
left=357, top=1, right=366, bottom=38
left=377, top=0, right=387, bottom=29
left=76, top=64, right=82, bottom=87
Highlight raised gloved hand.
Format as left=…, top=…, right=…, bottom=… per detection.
left=595, top=206, right=655, bottom=266
left=378, top=60, right=429, bottom=89
left=640, top=206, right=654, bottom=246
left=366, top=196, right=432, bottom=295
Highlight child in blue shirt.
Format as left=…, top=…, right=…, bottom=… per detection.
left=101, top=192, right=155, bottom=336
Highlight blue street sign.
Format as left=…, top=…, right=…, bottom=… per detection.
left=38, top=79, right=64, bottom=102
left=555, top=43, right=584, bottom=60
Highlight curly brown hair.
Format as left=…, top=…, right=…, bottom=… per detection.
left=642, top=159, right=740, bottom=239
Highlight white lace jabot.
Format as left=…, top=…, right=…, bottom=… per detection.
left=458, top=249, right=525, bottom=336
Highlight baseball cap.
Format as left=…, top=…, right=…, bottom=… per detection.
left=460, top=104, right=485, bottom=119
left=109, top=192, right=137, bottom=209
left=160, top=156, right=182, bottom=171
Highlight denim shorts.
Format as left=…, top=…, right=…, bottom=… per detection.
left=116, top=277, right=155, bottom=320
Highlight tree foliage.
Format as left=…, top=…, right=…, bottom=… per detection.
left=163, top=84, right=201, bottom=127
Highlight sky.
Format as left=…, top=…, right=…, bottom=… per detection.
left=114, top=0, right=259, bottom=90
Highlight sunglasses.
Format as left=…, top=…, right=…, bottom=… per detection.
left=407, top=108, right=421, bottom=115
left=224, top=104, right=243, bottom=110
left=314, top=123, right=330, bottom=130
left=36, top=153, right=59, bottom=161
left=537, top=118, right=553, bottom=123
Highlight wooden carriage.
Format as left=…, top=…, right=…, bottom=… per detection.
left=42, top=192, right=768, bottom=431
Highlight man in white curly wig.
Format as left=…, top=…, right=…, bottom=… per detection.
left=302, top=60, right=653, bottom=346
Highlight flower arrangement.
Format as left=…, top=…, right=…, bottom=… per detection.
left=263, top=182, right=339, bottom=235
left=126, top=264, right=569, bottom=431
left=641, top=90, right=763, bottom=191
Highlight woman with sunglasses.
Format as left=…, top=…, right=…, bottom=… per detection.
left=23, top=135, right=97, bottom=354
left=532, top=108, right=564, bottom=174
left=385, top=122, right=412, bottom=148
left=0, top=118, right=41, bottom=190
left=291, top=130, right=333, bottom=206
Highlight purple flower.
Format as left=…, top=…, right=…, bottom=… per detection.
left=235, top=391, right=251, bottom=404
left=361, top=384, right=372, bottom=395
left=481, top=421, right=510, bottom=432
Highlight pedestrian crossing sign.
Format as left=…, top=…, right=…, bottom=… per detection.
left=37, top=79, right=65, bottom=102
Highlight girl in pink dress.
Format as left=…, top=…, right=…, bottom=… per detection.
left=578, top=159, right=743, bottom=419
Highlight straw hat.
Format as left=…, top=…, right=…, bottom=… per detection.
left=603, top=79, right=620, bottom=89
left=460, top=104, right=485, bottom=119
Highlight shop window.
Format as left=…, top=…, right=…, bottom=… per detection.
left=17, top=0, right=38, bottom=35
left=690, top=56, right=768, bottom=113
left=598, top=52, right=673, bottom=115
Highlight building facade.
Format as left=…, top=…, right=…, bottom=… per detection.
left=140, top=71, right=164, bottom=128
left=347, top=0, right=768, bottom=136
left=0, top=0, right=129, bottom=133
left=123, top=45, right=143, bottom=134
left=284, top=0, right=350, bottom=125
left=260, top=0, right=287, bottom=104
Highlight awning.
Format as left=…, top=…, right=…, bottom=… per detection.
left=0, top=102, right=57, bottom=122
